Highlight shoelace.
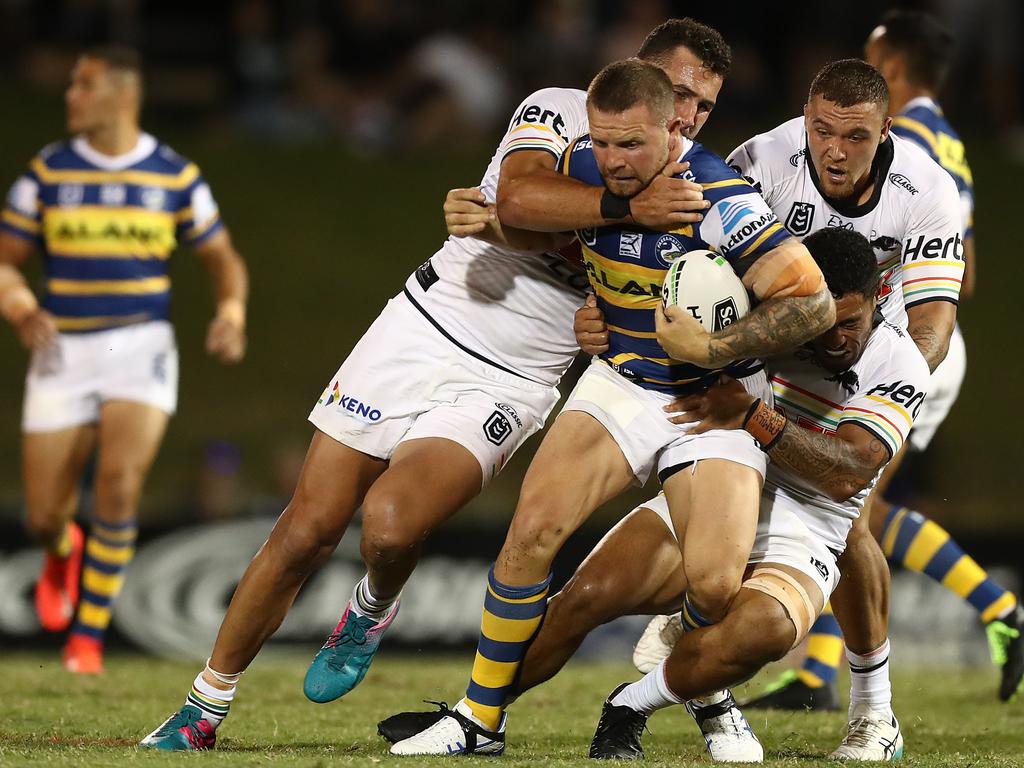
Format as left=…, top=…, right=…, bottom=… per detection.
left=986, top=621, right=1021, bottom=666
left=841, top=717, right=886, bottom=749
left=153, top=711, right=196, bottom=739
left=717, top=707, right=751, bottom=737
left=596, top=705, right=647, bottom=748
left=325, top=618, right=369, bottom=650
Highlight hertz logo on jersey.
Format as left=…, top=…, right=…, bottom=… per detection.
left=865, top=379, right=926, bottom=419
left=508, top=103, right=568, bottom=141
left=902, top=232, right=964, bottom=263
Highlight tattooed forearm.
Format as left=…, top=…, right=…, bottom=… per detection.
left=769, top=424, right=889, bottom=502
left=705, top=287, right=836, bottom=367
left=906, top=300, right=957, bottom=373
left=907, top=320, right=948, bottom=373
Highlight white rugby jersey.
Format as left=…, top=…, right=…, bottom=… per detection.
left=765, top=320, right=930, bottom=552
left=728, top=117, right=964, bottom=328
left=403, top=88, right=590, bottom=387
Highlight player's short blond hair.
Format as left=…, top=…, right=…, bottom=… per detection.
left=587, top=60, right=674, bottom=125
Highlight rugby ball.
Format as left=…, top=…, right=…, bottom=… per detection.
left=661, top=250, right=750, bottom=332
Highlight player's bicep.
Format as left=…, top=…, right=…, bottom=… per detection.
left=834, top=421, right=893, bottom=474
left=191, top=227, right=235, bottom=263
left=0, top=230, right=37, bottom=266
left=740, top=239, right=826, bottom=300
left=497, top=150, right=559, bottom=195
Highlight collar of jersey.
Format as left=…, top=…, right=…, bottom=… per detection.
left=71, top=132, right=158, bottom=170
left=901, top=95, right=941, bottom=117
left=675, top=137, right=694, bottom=164
left=804, top=134, right=894, bottom=219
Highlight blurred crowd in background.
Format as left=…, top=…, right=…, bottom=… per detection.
left=2, top=0, right=1022, bottom=154
left=1, top=0, right=1023, bottom=532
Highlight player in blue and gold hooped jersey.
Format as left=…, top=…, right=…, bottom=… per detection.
left=388, top=60, right=835, bottom=757
left=0, top=46, right=248, bottom=676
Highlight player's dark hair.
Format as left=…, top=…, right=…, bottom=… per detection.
left=808, top=59, right=888, bottom=112
left=875, top=10, right=954, bottom=91
left=588, top=59, right=674, bottom=122
left=82, top=45, right=143, bottom=77
left=636, top=18, right=732, bottom=77
left=803, top=227, right=880, bottom=298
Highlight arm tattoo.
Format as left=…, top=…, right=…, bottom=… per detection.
left=907, top=320, right=948, bottom=373
left=769, top=424, right=888, bottom=500
left=705, top=287, right=835, bottom=367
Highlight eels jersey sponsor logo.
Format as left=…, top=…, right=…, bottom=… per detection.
left=583, top=259, right=662, bottom=299
left=319, top=382, right=382, bottom=423
left=717, top=197, right=776, bottom=255
left=47, top=217, right=176, bottom=251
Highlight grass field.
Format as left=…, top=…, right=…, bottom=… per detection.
left=1, top=653, right=1022, bottom=767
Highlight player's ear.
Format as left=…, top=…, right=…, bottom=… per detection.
left=879, top=115, right=893, bottom=143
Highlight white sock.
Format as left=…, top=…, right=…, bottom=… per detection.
left=187, top=669, right=235, bottom=726
left=690, top=689, right=729, bottom=708
left=846, top=639, right=892, bottom=721
left=350, top=574, right=396, bottom=619
left=609, top=660, right=685, bottom=715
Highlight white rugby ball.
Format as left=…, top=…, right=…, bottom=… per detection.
left=661, top=250, right=750, bottom=332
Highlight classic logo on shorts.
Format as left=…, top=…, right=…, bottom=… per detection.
left=319, top=382, right=382, bottom=423
left=810, top=557, right=829, bottom=580
left=494, top=402, right=522, bottom=428
left=483, top=410, right=513, bottom=446
left=785, top=201, right=815, bottom=236
left=152, top=352, right=168, bottom=384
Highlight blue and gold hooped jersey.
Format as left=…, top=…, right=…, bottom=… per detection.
left=559, top=135, right=792, bottom=395
left=891, top=97, right=974, bottom=237
left=1, top=134, right=222, bottom=332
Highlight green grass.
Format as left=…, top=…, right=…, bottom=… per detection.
left=0, top=653, right=1022, bottom=766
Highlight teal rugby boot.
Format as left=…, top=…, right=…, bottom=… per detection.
left=139, top=705, right=217, bottom=751
left=303, top=599, right=400, bottom=703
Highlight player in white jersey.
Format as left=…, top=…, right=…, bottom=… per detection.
left=725, top=62, right=964, bottom=749
left=745, top=11, right=1021, bottom=712
left=379, top=228, right=926, bottom=762
left=139, top=20, right=713, bottom=752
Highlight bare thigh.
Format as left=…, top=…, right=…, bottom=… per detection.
left=22, top=424, right=97, bottom=543
left=663, top=459, right=762, bottom=619
left=92, top=400, right=170, bottom=523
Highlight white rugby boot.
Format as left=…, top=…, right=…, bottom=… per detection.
left=686, top=691, right=764, bottom=763
left=390, top=699, right=506, bottom=756
left=633, top=613, right=683, bottom=673
left=830, top=702, right=904, bottom=761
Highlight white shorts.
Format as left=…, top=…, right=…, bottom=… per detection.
left=643, top=491, right=839, bottom=604
left=909, top=323, right=965, bottom=451
left=561, top=359, right=769, bottom=485
left=308, top=293, right=559, bottom=483
left=22, top=321, right=178, bottom=433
